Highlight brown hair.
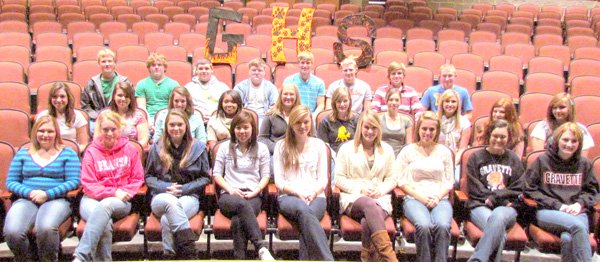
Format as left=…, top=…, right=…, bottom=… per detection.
left=546, top=92, right=576, bottom=131
left=110, top=81, right=137, bottom=117
left=159, top=109, right=194, bottom=174
left=168, top=87, right=195, bottom=117
left=488, top=98, right=523, bottom=148
left=228, top=110, right=259, bottom=167
left=48, top=82, right=76, bottom=128
left=552, top=122, right=584, bottom=157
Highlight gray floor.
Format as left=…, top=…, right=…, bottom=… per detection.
left=0, top=220, right=586, bottom=261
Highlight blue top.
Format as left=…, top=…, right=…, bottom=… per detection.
left=153, top=110, right=207, bottom=143
left=421, top=85, right=473, bottom=114
left=7, top=147, right=81, bottom=200
left=283, top=73, right=326, bottom=113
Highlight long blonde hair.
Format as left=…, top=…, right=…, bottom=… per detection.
left=353, top=110, right=383, bottom=154
left=159, top=109, right=194, bottom=175
left=281, top=105, right=313, bottom=171
left=267, top=83, right=301, bottom=116
left=330, top=87, right=354, bottom=121
left=437, top=89, right=462, bottom=130
left=29, top=115, right=64, bottom=154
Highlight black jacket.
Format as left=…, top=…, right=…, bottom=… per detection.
left=467, top=148, right=525, bottom=209
left=524, top=145, right=599, bottom=211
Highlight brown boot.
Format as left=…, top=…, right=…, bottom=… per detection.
left=360, top=243, right=380, bottom=262
left=370, top=230, right=398, bottom=262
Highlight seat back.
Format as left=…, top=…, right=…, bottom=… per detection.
left=0, top=109, right=30, bottom=148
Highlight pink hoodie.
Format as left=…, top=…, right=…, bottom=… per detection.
left=81, top=136, right=144, bottom=200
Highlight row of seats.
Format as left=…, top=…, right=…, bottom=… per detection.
left=0, top=134, right=599, bottom=260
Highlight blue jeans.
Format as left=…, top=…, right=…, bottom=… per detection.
left=3, top=198, right=71, bottom=262
left=278, top=195, right=334, bottom=261
left=468, top=206, right=517, bottom=262
left=151, top=193, right=199, bottom=256
left=536, top=209, right=592, bottom=262
left=402, top=198, right=452, bottom=262
left=74, top=196, right=131, bottom=262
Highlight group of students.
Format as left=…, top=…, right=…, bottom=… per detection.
left=3, top=46, right=599, bottom=262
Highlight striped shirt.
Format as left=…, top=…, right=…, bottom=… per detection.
left=283, top=73, right=326, bottom=113
left=371, top=84, right=424, bottom=118
left=7, top=147, right=81, bottom=200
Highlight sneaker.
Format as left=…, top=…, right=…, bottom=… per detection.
left=258, top=247, right=275, bottom=261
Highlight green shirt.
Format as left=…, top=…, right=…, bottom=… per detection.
left=134, top=76, right=180, bottom=119
left=100, top=75, right=118, bottom=102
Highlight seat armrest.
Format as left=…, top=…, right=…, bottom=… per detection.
left=454, top=190, right=468, bottom=203
left=0, top=190, right=13, bottom=200
left=393, top=187, right=406, bottom=199
left=594, top=203, right=600, bottom=212
left=205, top=183, right=216, bottom=197
left=267, top=183, right=278, bottom=198
left=136, top=185, right=148, bottom=196
left=67, top=187, right=81, bottom=198
left=522, top=196, right=538, bottom=208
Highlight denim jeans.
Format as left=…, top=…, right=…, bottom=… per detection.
left=402, top=198, right=452, bottom=262
left=536, top=209, right=592, bottom=262
left=74, top=196, right=131, bottom=262
left=151, top=193, right=199, bottom=256
left=3, top=198, right=71, bottom=262
left=278, top=195, right=334, bottom=261
left=468, top=206, right=517, bottom=262
left=218, top=193, right=264, bottom=259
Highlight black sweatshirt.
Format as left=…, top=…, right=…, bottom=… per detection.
left=467, top=148, right=525, bottom=210
left=524, top=145, right=599, bottom=211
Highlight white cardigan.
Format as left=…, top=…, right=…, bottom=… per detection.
left=335, top=141, right=397, bottom=215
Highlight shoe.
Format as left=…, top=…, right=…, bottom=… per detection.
left=174, top=228, right=198, bottom=259
left=258, top=247, right=275, bottom=261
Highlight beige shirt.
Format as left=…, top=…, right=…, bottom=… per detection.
left=396, top=143, right=454, bottom=199
left=335, top=141, right=397, bottom=214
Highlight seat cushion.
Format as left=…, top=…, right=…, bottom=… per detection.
left=277, top=212, right=331, bottom=240
left=77, top=213, right=140, bottom=242
left=144, top=211, right=204, bottom=241
left=213, top=209, right=267, bottom=239
left=340, top=215, right=396, bottom=241
left=401, top=217, right=460, bottom=243
left=529, top=224, right=597, bottom=253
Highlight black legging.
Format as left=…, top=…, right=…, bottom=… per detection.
left=349, top=196, right=387, bottom=247
left=218, top=193, right=265, bottom=259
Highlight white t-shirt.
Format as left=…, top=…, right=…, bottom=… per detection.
left=37, top=110, right=88, bottom=141
left=246, top=86, right=266, bottom=117
left=531, top=120, right=595, bottom=150
left=326, top=79, right=372, bottom=114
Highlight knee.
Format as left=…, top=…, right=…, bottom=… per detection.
left=152, top=194, right=181, bottom=212
left=434, top=220, right=451, bottom=232
left=414, top=221, right=434, bottom=234
left=35, top=222, right=59, bottom=237
left=568, top=219, right=589, bottom=234
left=3, top=226, right=26, bottom=241
left=561, top=232, right=573, bottom=244
left=490, top=210, right=516, bottom=226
